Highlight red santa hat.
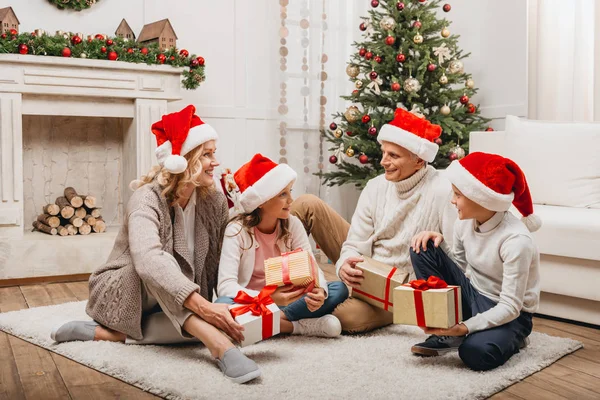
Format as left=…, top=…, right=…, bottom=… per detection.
left=377, top=108, right=442, bottom=162
left=152, top=105, right=218, bottom=174
left=234, top=154, right=297, bottom=213
left=446, top=152, right=542, bottom=232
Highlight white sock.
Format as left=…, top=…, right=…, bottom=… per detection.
left=291, top=321, right=301, bottom=334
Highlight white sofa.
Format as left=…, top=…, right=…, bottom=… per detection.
left=469, top=116, right=600, bottom=326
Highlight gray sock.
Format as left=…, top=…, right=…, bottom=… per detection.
left=51, top=321, right=99, bottom=343
left=216, top=348, right=261, bottom=384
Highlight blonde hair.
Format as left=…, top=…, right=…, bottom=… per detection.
left=130, top=144, right=214, bottom=206
left=228, top=208, right=292, bottom=251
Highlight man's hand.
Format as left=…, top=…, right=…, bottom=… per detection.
left=421, top=323, right=468, bottom=337
left=339, top=256, right=364, bottom=289
left=270, top=285, right=306, bottom=307
left=411, top=231, right=444, bottom=254
left=305, top=287, right=326, bottom=312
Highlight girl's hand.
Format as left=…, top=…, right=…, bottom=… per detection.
left=305, top=287, right=326, bottom=312
left=270, top=285, right=306, bottom=307
left=421, top=323, right=468, bottom=337
left=411, top=231, right=444, bottom=254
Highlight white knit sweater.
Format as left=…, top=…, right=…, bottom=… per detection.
left=336, top=166, right=456, bottom=278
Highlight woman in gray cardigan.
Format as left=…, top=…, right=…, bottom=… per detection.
left=51, top=105, right=261, bottom=384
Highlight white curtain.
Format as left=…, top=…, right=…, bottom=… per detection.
left=273, top=0, right=369, bottom=219
left=528, top=0, right=598, bottom=121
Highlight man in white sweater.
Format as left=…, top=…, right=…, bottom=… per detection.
left=291, top=108, right=457, bottom=333
left=409, top=151, right=541, bottom=371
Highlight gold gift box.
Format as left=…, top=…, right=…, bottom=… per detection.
left=264, top=249, right=320, bottom=289
left=393, top=284, right=462, bottom=329
left=352, top=257, right=409, bottom=312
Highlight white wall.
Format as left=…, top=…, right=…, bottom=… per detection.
left=2, top=0, right=526, bottom=216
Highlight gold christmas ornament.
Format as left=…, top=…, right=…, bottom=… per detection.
left=346, top=147, right=355, bottom=157
left=439, top=74, right=448, bottom=85
left=465, top=78, right=475, bottom=89
left=379, top=16, right=396, bottom=31
left=448, top=59, right=464, bottom=74
left=441, top=27, right=450, bottom=38
left=355, top=80, right=364, bottom=89
left=344, top=106, right=361, bottom=123
left=403, top=77, right=421, bottom=93
left=334, top=128, right=343, bottom=138
left=450, top=145, right=466, bottom=159
left=413, top=33, right=424, bottom=44
left=440, top=105, right=451, bottom=115
left=346, top=64, right=360, bottom=78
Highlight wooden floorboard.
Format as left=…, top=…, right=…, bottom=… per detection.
left=1, top=280, right=599, bottom=399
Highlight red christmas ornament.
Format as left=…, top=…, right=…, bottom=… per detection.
left=419, top=0, right=427, bottom=2
left=108, top=51, right=118, bottom=61
left=1, top=34, right=6, bottom=39
left=9, top=29, right=17, bottom=36
left=329, top=122, right=337, bottom=131
left=329, top=155, right=338, bottom=164
left=61, top=47, right=71, bottom=57
left=352, top=89, right=359, bottom=96
left=396, top=53, right=406, bottom=63
left=485, top=127, right=494, bottom=132
left=106, top=39, right=114, bottom=46
left=196, top=56, right=205, bottom=66
left=31, top=32, right=37, bottom=37
left=87, top=37, right=92, bottom=43
left=157, top=54, right=167, bottom=64
left=18, top=44, right=28, bottom=54
left=365, top=51, right=373, bottom=60
left=396, top=2, right=405, bottom=11
left=460, top=95, right=469, bottom=104
left=369, top=71, right=378, bottom=80
left=375, top=56, right=382, bottom=63
left=427, top=63, right=436, bottom=72
left=362, top=115, right=371, bottom=124
left=359, top=154, right=369, bottom=164
left=443, top=3, right=451, bottom=12
left=179, top=49, right=189, bottom=57
left=359, top=22, right=367, bottom=31
left=359, top=48, right=367, bottom=57
left=346, top=131, right=354, bottom=137
left=71, top=35, right=82, bottom=45
left=449, top=152, right=458, bottom=161
left=94, top=34, right=104, bottom=40
left=127, top=48, right=134, bottom=54
left=467, top=103, right=476, bottom=113
left=413, top=21, right=422, bottom=29
left=100, top=46, right=107, bottom=53
left=391, top=82, right=401, bottom=92
left=385, top=36, right=396, bottom=46
left=169, top=55, right=175, bottom=61
left=140, top=47, right=148, bottom=55
left=435, top=138, right=443, bottom=145
left=368, top=126, right=377, bottom=136
left=371, top=0, right=379, bottom=7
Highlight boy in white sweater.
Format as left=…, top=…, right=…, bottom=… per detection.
left=409, top=151, right=541, bottom=371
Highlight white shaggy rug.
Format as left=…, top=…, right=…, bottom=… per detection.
left=0, top=301, right=582, bottom=400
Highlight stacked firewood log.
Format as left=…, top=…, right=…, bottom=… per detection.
left=32, top=187, right=106, bottom=236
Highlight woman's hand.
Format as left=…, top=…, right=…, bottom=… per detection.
left=305, top=287, right=326, bottom=312
left=185, top=293, right=245, bottom=343
left=411, top=231, right=444, bottom=254
left=421, top=323, right=468, bottom=337
left=270, top=285, right=306, bottom=307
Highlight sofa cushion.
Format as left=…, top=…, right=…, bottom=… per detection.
left=514, top=204, right=600, bottom=261
left=504, top=116, right=600, bottom=209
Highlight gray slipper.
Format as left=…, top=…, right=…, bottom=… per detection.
left=51, top=321, right=98, bottom=343
left=216, top=348, right=261, bottom=384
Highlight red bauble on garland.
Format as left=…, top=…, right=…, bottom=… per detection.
left=18, top=44, right=28, bottom=54
left=61, top=47, right=71, bottom=57
left=94, top=34, right=104, bottom=40
left=365, top=51, right=373, bottom=60
left=359, top=48, right=367, bottom=57
left=375, top=56, right=382, bottom=63
left=169, top=55, right=175, bottom=61
left=460, top=95, right=469, bottom=104
left=396, top=2, right=405, bottom=11
left=369, top=71, right=378, bottom=80
left=140, top=47, right=148, bottom=55
left=467, top=103, right=476, bottom=113
left=385, top=36, right=396, bottom=46
left=71, top=36, right=82, bottom=45
left=179, top=49, right=189, bottom=57
left=391, top=82, right=401, bottom=92
left=106, top=39, right=114, bottom=46
left=196, top=56, right=205, bottom=66
left=107, top=51, right=118, bottom=61
left=157, top=54, right=167, bottom=64
left=396, top=53, right=406, bottom=63
left=368, top=126, right=377, bottom=136
left=1, top=34, right=7, bottom=39
left=485, top=127, right=494, bottom=132
left=329, top=155, right=338, bottom=164
left=127, top=48, right=134, bottom=54
left=362, top=115, right=371, bottom=124
left=9, top=28, right=17, bottom=36
left=359, top=154, right=369, bottom=164
left=100, top=46, right=107, bottom=53
left=427, top=63, right=436, bottom=72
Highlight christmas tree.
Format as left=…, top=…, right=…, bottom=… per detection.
left=319, top=0, right=491, bottom=188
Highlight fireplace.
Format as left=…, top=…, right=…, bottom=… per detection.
left=0, top=54, right=184, bottom=280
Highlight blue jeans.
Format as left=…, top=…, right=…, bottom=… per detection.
left=410, top=241, right=533, bottom=371
left=215, top=281, right=349, bottom=322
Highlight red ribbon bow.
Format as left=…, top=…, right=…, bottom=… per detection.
left=404, top=276, right=459, bottom=328
left=408, top=276, right=448, bottom=291
left=230, top=286, right=278, bottom=341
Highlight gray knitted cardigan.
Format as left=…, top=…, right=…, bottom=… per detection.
left=86, top=181, right=228, bottom=339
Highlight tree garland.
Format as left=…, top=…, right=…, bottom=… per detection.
left=0, top=31, right=205, bottom=90
left=48, top=0, right=99, bottom=11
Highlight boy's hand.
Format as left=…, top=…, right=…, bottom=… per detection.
left=421, top=323, right=468, bottom=337
left=305, top=287, right=326, bottom=312
left=411, top=231, right=444, bottom=254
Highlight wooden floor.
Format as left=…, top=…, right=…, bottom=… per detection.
left=0, top=283, right=599, bottom=400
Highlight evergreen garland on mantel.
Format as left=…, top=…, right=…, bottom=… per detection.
left=48, top=0, right=99, bottom=12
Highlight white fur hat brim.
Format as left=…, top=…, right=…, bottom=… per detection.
left=238, top=164, right=297, bottom=213
left=155, top=123, right=218, bottom=173
left=377, top=124, right=439, bottom=162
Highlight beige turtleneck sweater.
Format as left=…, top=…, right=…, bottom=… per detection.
left=336, top=166, right=457, bottom=279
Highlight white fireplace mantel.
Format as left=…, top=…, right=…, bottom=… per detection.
left=0, top=54, right=185, bottom=280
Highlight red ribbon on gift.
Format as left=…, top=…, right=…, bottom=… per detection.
left=404, top=276, right=459, bottom=327
left=280, top=248, right=318, bottom=293
left=353, top=266, right=398, bottom=311
left=230, top=285, right=278, bottom=340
